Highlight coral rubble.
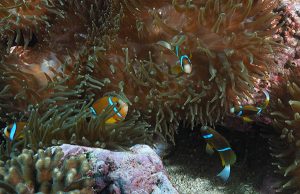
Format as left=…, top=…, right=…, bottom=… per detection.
left=59, top=144, right=178, bottom=193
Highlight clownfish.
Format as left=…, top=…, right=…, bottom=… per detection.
left=156, top=39, right=192, bottom=75
left=90, top=96, right=128, bottom=124
left=4, top=122, right=26, bottom=141
left=173, top=45, right=192, bottom=74
left=201, top=126, right=236, bottom=181
left=230, top=89, right=270, bottom=122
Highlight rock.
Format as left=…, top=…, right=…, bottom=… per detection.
left=56, top=144, right=179, bottom=194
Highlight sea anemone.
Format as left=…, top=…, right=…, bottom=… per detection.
left=0, top=147, right=94, bottom=194
left=0, top=0, right=283, bottom=145
left=96, top=0, right=283, bottom=142
left=0, top=58, right=152, bottom=160
left=0, top=0, right=62, bottom=51
left=268, top=72, right=300, bottom=193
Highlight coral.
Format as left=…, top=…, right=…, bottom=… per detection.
left=58, top=144, right=179, bottom=193
left=0, top=147, right=94, bottom=194
left=270, top=0, right=300, bottom=78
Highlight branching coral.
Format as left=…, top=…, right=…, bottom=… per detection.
left=0, top=147, right=94, bottom=194
left=268, top=72, right=300, bottom=193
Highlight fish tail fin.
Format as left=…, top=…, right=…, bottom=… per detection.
left=217, top=165, right=231, bottom=182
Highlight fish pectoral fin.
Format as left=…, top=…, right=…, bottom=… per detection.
left=205, top=144, right=215, bottom=155
left=217, top=165, right=231, bottom=182
left=156, top=40, right=172, bottom=50
left=171, top=65, right=183, bottom=75
left=242, top=116, right=253, bottom=122
left=220, top=156, right=225, bottom=166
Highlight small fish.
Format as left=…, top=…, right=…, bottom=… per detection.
left=174, top=45, right=192, bottom=74
left=230, top=89, right=270, bottom=122
left=90, top=96, right=128, bottom=124
left=156, top=38, right=192, bottom=75
left=201, top=126, right=236, bottom=181
left=4, top=122, right=26, bottom=141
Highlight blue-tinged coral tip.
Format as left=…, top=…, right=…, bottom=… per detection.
left=90, top=107, right=97, bottom=116
left=217, top=165, right=230, bottom=182
left=203, top=134, right=213, bottom=139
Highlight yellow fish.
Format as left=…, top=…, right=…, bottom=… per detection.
left=4, top=122, right=26, bottom=141
left=201, top=126, right=236, bottom=181
left=90, top=96, right=128, bottom=124
left=230, top=89, right=270, bottom=122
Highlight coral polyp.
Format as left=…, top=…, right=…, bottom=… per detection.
left=0, top=147, right=94, bottom=194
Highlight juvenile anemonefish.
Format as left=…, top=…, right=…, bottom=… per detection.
left=90, top=96, right=128, bottom=124
left=4, top=122, right=26, bottom=141
left=201, top=126, right=236, bottom=181
left=174, top=45, right=192, bottom=74
left=156, top=39, right=192, bottom=75
left=230, top=89, right=270, bottom=122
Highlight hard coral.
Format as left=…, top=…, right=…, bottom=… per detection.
left=0, top=147, right=94, bottom=194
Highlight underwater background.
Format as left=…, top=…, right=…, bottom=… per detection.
left=0, top=0, right=299, bottom=193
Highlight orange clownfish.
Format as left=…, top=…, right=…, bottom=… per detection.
left=4, top=122, right=26, bottom=141
left=230, top=89, right=270, bottom=122
left=90, top=96, right=128, bottom=124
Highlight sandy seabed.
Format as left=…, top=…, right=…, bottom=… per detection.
left=163, top=127, right=279, bottom=194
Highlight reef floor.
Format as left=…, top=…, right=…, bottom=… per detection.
left=164, top=125, right=281, bottom=194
